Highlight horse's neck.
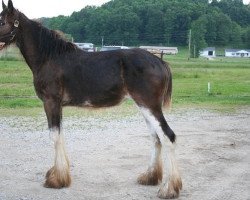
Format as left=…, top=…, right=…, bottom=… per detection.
left=17, top=17, right=43, bottom=74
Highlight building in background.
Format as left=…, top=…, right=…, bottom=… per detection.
left=200, top=47, right=216, bottom=58
left=100, top=46, right=129, bottom=51
left=225, top=49, right=250, bottom=58
left=75, top=43, right=95, bottom=52
left=139, top=46, right=178, bottom=55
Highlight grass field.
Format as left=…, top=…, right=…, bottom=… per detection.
left=0, top=48, right=249, bottom=110
left=166, top=51, right=250, bottom=107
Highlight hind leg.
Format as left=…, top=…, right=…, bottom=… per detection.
left=139, top=106, right=182, bottom=199
left=137, top=128, right=163, bottom=185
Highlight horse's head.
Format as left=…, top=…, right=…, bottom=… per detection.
left=0, top=0, right=19, bottom=50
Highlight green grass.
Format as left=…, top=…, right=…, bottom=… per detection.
left=0, top=49, right=250, bottom=110
left=0, top=45, right=23, bottom=61
left=164, top=53, right=250, bottom=107
left=0, top=60, right=40, bottom=108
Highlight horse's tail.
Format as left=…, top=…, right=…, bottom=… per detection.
left=163, top=61, right=172, bottom=108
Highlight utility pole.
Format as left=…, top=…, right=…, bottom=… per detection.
left=194, top=45, right=196, bottom=58
left=188, top=29, right=191, bottom=59
left=101, top=36, right=104, bottom=47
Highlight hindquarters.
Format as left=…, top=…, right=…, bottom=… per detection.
left=122, top=49, right=172, bottom=108
left=123, top=49, right=182, bottom=198
left=122, top=49, right=175, bottom=142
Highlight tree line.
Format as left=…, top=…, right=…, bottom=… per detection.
left=41, top=0, right=250, bottom=57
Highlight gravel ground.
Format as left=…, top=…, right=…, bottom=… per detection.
left=0, top=107, right=250, bottom=200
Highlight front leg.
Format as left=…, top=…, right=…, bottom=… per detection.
left=43, top=98, right=71, bottom=188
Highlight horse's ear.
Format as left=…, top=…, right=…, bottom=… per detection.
left=7, top=0, right=14, bottom=13
left=2, top=0, right=7, bottom=10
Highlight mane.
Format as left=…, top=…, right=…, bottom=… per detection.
left=32, top=20, right=77, bottom=60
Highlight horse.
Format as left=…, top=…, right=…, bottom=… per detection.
left=0, top=0, right=182, bottom=198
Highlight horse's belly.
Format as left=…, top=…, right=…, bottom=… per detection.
left=63, top=82, right=126, bottom=108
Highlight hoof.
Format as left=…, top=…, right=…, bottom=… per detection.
left=157, top=187, right=179, bottom=199
left=137, top=166, right=162, bottom=186
left=44, top=166, right=71, bottom=189
left=157, top=177, right=182, bottom=199
left=45, top=166, right=54, bottom=179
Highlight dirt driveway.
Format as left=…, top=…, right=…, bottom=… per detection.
left=0, top=107, right=249, bottom=200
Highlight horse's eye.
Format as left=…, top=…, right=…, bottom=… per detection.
left=0, top=22, right=5, bottom=26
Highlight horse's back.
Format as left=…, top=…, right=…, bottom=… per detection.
left=60, top=48, right=169, bottom=108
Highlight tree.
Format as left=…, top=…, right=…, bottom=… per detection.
left=48, top=15, right=68, bottom=30
left=164, top=9, right=175, bottom=46
left=84, top=8, right=110, bottom=44
left=42, top=0, right=250, bottom=47
left=99, top=6, right=140, bottom=45
left=142, top=5, right=165, bottom=45
left=242, top=27, right=250, bottom=48
left=204, top=13, right=217, bottom=46
left=172, top=11, right=191, bottom=45
left=191, top=16, right=208, bottom=58
left=215, top=13, right=232, bottom=46
left=230, top=22, right=242, bottom=48
left=214, top=0, right=250, bottom=27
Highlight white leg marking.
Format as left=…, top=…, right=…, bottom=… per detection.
left=140, top=107, right=165, bottom=166
left=49, top=128, right=70, bottom=177
left=53, top=129, right=69, bottom=174
left=139, top=107, right=161, bottom=167
left=139, top=107, right=182, bottom=197
left=45, top=128, right=71, bottom=188
left=149, top=135, right=161, bottom=168
left=50, top=128, right=59, bottom=142
left=139, top=107, right=162, bottom=169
